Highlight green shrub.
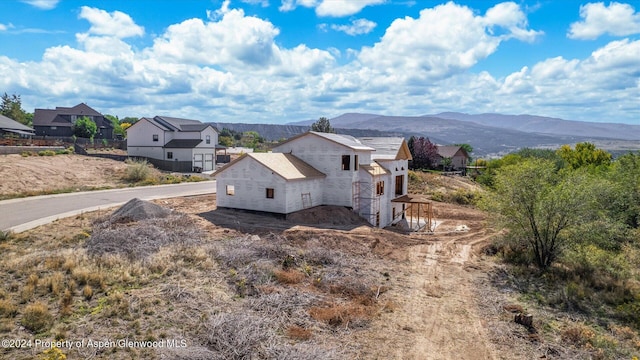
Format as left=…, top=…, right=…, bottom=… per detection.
left=0, top=230, right=13, bottom=242
left=123, top=159, right=151, bottom=182
left=38, top=150, right=56, bottom=156
left=21, top=302, right=53, bottom=333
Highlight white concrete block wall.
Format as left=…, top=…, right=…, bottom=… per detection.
left=127, top=146, right=163, bottom=159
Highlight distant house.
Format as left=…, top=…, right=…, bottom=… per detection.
left=436, top=145, right=469, bottom=170
left=33, top=103, right=113, bottom=139
left=126, top=116, right=219, bottom=172
left=213, top=131, right=412, bottom=228
left=0, top=114, right=34, bottom=137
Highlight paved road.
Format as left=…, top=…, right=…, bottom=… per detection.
left=0, top=181, right=216, bottom=232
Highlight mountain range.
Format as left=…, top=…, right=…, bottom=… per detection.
left=211, top=112, right=640, bottom=157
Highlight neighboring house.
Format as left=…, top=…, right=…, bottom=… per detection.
left=214, top=131, right=413, bottom=228
left=0, top=114, right=34, bottom=137
left=436, top=145, right=469, bottom=170
left=33, top=103, right=113, bottom=139
left=126, top=116, right=219, bottom=172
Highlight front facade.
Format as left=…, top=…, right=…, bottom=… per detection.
left=33, top=103, right=113, bottom=139
left=214, top=131, right=412, bottom=228
left=436, top=145, right=469, bottom=170
left=126, top=116, right=219, bottom=172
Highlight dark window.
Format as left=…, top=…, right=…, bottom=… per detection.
left=153, top=134, right=159, bottom=142
left=395, top=175, right=404, bottom=195
left=354, top=155, right=359, bottom=170
left=266, top=188, right=274, bottom=199
left=341, top=155, right=350, bottom=170
left=167, top=152, right=173, bottom=159
left=206, top=135, right=211, bottom=144
left=376, top=181, right=385, bottom=196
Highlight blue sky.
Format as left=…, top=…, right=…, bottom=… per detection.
left=0, top=0, right=638, bottom=124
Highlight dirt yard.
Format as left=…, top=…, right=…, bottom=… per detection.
left=0, top=154, right=129, bottom=197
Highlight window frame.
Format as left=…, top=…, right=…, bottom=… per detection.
left=341, top=155, right=351, bottom=171
left=226, top=185, right=235, bottom=196
left=206, top=135, right=211, bottom=144
left=152, top=134, right=159, bottom=142
left=167, top=152, right=173, bottom=159
left=266, top=188, right=274, bottom=199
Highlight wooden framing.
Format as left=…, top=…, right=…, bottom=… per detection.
left=391, top=194, right=434, bottom=232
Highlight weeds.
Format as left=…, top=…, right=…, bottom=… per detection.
left=0, top=299, right=17, bottom=318
left=123, top=158, right=152, bottom=182
left=21, top=302, right=53, bottom=333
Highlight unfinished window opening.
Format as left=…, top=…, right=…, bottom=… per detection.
left=153, top=134, right=159, bottom=142
left=395, top=175, right=404, bottom=195
left=226, top=185, right=235, bottom=196
left=266, top=188, right=274, bottom=199
left=206, top=135, right=211, bottom=144
left=167, top=152, right=173, bottom=159
left=354, top=155, right=359, bottom=170
left=341, top=155, right=350, bottom=170
left=376, top=180, right=385, bottom=196
left=376, top=211, right=380, bottom=227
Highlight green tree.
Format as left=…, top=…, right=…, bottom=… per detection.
left=1, top=93, right=32, bottom=126
left=105, top=114, right=124, bottom=138
left=72, top=116, right=97, bottom=139
left=557, top=142, right=611, bottom=170
left=311, top=117, right=335, bottom=133
left=483, top=159, right=589, bottom=268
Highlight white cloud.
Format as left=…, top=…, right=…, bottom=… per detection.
left=331, top=19, right=377, bottom=35
left=1, top=3, right=638, bottom=125
left=242, top=0, right=270, bottom=6
left=568, top=2, right=640, bottom=39
left=279, top=0, right=383, bottom=16
left=20, top=0, right=59, bottom=10
left=0, top=24, right=7, bottom=31
left=79, top=7, right=144, bottom=39
left=358, top=2, right=542, bottom=82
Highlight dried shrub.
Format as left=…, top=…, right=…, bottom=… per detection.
left=123, top=158, right=151, bottom=182
left=274, top=269, right=305, bottom=284
left=82, top=285, right=93, bottom=300
left=0, top=299, right=17, bottom=318
left=202, top=313, right=274, bottom=360
left=60, top=289, right=73, bottom=317
left=286, top=325, right=312, bottom=340
left=21, top=302, right=53, bottom=333
left=47, top=272, right=65, bottom=295
left=20, top=284, right=35, bottom=303
left=562, top=325, right=596, bottom=347
left=87, top=214, right=202, bottom=260
left=309, top=303, right=370, bottom=327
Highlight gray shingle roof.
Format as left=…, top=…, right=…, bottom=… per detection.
left=163, top=139, right=203, bottom=148
left=0, top=114, right=34, bottom=132
left=437, top=145, right=467, bottom=158
left=275, top=131, right=374, bottom=151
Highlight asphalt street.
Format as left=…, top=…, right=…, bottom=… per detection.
left=0, top=181, right=216, bottom=232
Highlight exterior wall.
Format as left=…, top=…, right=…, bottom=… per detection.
left=165, top=148, right=193, bottom=162
left=34, top=126, right=73, bottom=137
left=273, top=135, right=370, bottom=207
left=126, top=119, right=167, bottom=149
left=284, top=179, right=324, bottom=213
left=451, top=153, right=468, bottom=170
left=215, top=157, right=286, bottom=213
left=126, top=146, right=164, bottom=159
left=361, top=159, right=409, bottom=228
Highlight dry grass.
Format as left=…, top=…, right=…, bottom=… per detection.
left=286, top=325, right=312, bottom=340
left=21, top=302, right=53, bottom=333
left=0, top=299, right=17, bottom=318
left=273, top=269, right=306, bottom=284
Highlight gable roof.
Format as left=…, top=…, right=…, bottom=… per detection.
left=437, top=145, right=468, bottom=158
left=149, top=116, right=217, bottom=132
left=358, top=137, right=413, bottom=161
left=33, top=103, right=108, bottom=128
left=275, top=131, right=374, bottom=151
left=214, top=153, right=326, bottom=181
left=164, top=139, right=203, bottom=148
left=361, top=162, right=390, bottom=176
left=0, top=115, right=34, bottom=133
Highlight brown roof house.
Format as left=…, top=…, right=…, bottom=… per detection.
left=33, top=103, right=113, bottom=139
left=213, top=131, right=413, bottom=228
left=0, top=114, right=34, bottom=137
left=436, top=145, right=469, bottom=170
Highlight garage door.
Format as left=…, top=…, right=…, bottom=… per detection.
left=193, top=154, right=203, bottom=171
left=204, top=154, right=214, bottom=171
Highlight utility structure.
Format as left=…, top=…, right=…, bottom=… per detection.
left=392, top=194, right=434, bottom=232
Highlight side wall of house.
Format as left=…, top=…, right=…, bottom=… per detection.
left=216, top=157, right=288, bottom=213
left=285, top=179, right=324, bottom=213
left=452, top=152, right=467, bottom=170
left=193, top=127, right=219, bottom=171
left=376, top=159, right=409, bottom=227
left=274, top=135, right=370, bottom=207
left=126, top=119, right=167, bottom=160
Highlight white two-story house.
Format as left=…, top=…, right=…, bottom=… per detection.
left=127, top=116, right=219, bottom=172
left=213, top=131, right=412, bottom=228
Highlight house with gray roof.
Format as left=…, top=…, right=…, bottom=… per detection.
left=33, top=103, right=113, bottom=139
left=0, top=114, right=35, bottom=137
left=213, top=131, right=412, bottom=228
left=126, top=116, right=219, bottom=172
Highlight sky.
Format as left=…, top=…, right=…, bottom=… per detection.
left=0, top=0, right=638, bottom=125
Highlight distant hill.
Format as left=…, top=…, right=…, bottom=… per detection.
left=209, top=122, right=407, bottom=142
left=431, top=112, right=640, bottom=141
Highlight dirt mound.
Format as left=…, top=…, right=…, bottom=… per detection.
left=286, top=206, right=369, bottom=226
left=110, top=198, right=172, bottom=222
